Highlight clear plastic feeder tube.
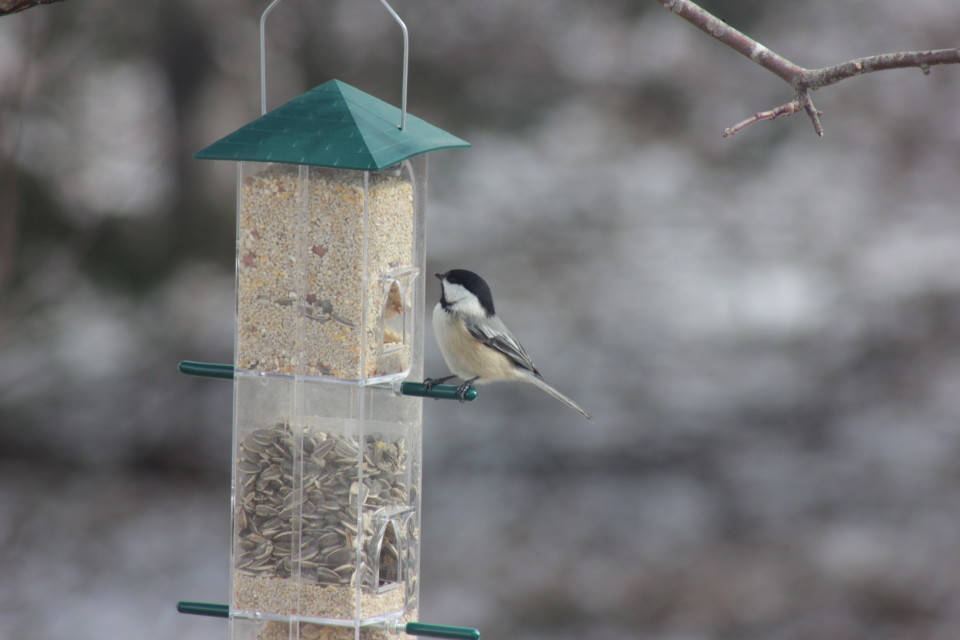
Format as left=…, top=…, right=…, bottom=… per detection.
left=230, top=156, right=427, bottom=640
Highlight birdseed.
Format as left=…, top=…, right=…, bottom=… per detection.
left=237, top=164, right=415, bottom=380
left=233, top=423, right=418, bottom=622
left=256, top=616, right=416, bottom=640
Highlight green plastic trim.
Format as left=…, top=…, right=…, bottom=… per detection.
left=178, top=361, right=235, bottom=380
left=177, top=601, right=229, bottom=618
left=175, top=602, right=481, bottom=638
left=404, top=622, right=481, bottom=640
left=178, top=361, right=476, bottom=401
left=195, top=79, right=470, bottom=171
left=400, top=382, right=478, bottom=402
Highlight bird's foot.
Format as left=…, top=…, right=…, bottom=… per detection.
left=456, top=378, right=479, bottom=403
left=423, top=375, right=456, bottom=393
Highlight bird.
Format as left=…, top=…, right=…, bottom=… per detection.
left=426, top=269, right=592, bottom=420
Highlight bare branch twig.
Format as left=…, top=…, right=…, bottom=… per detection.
left=0, top=0, right=66, bottom=16
left=723, top=99, right=800, bottom=138
left=656, top=0, right=960, bottom=137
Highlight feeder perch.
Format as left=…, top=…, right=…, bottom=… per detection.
left=187, top=6, right=470, bottom=637
left=177, top=361, right=479, bottom=401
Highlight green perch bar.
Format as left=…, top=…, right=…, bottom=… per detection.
left=178, top=361, right=234, bottom=380
left=177, top=601, right=228, bottom=617
left=177, top=361, right=477, bottom=401
left=399, top=380, right=478, bottom=401
left=176, top=602, right=480, bottom=639
left=404, top=622, right=481, bottom=640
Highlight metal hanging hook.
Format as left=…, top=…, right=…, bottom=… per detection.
left=259, top=0, right=410, bottom=131
left=259, top=0, right=284, bottom=116
left=377, top=0, right=409, bottom=131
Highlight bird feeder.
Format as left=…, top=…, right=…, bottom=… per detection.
left=183, top=3, right=471, bottom=639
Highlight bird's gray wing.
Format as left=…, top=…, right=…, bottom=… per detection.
left=464, top=316, right=541, bottom=376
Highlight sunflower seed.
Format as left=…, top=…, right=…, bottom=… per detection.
left=234, top=423, right=415, bottom=592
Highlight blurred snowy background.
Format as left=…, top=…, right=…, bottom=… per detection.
left=2, top=0, right=960, bottom=638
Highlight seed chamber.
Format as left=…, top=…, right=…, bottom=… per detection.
left=231, top=376, right=422, bottom=628
left=236, top=160, right=422, bottom=381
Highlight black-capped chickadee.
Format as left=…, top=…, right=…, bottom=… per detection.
left=426, top=269, right=592, bottom=420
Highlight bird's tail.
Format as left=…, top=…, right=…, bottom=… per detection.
left=528, top=376, right=592, bottom=420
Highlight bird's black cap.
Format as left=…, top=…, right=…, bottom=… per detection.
left=438, top=269, right=496, bottom=316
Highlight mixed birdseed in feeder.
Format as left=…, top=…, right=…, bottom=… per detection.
left=237, top=164, right=415, bottom=380
left=257, top=619, right=412, bottom=640
left=233, top=423, right=417, bottom=621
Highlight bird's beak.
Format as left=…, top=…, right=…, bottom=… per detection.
left=434, top=272, right=444, bottom=281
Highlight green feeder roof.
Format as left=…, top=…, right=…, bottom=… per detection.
left=195, top=79, right=469, bottom=170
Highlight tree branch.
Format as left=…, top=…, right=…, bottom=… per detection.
left=722, top=99, right=801, bottom=138
left=656, top=0, right=960, bottom=137
left=0, top=0, right=66, bottom=16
